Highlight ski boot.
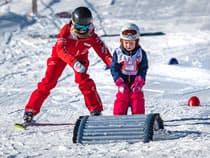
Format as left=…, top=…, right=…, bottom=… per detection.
left=23, top=112, right=34, bottom=123
left=90, top=110, right=101, bottom=116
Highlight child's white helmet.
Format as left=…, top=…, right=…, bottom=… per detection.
left=120, top=23, right=140, bottom=40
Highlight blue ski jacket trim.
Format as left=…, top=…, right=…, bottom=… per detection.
left=110, top=45, right=148, bottom=84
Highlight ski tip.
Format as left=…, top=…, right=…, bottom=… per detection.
left=15, top=123, right=26, bottom=131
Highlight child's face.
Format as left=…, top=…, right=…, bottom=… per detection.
left=122, top=40, right=136, bottom=52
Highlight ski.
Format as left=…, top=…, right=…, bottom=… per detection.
left=15, top=122, right=30, bottom=130
left=15, top=122, right=75, bottom=130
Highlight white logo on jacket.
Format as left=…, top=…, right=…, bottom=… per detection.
left=84, top=42, right=91, bottom=47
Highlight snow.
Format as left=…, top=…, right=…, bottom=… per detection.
left=1, top=0, right=210, bottom=157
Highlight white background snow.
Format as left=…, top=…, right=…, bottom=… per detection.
left=1, top=0, right=210, bottom=157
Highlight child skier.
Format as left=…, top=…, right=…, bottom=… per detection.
left=110, top=23, right=148, bottom=115
left=23, top=6, right=112, bottom=123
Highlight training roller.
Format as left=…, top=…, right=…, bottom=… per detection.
left=73, top=113, right=164, bottom=144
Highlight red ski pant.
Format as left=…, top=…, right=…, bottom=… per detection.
left=25, top=56, right=103, bottom=115
left=113, top=87, right=145, bottom=115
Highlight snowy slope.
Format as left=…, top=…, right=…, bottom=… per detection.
left=1, top=0, right=210, bottom=157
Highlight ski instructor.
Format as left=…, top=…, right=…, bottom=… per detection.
left=23, top=6, right=112, bottom=123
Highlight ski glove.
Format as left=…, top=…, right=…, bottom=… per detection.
left=73, top=61, right=86, bottom=73
left=115, top=77, right=124, bottom=86
left=115, top=77, right=128, bottom=93
left=131, top=75, right=145, bottom=92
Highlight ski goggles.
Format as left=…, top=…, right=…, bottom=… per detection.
left=122, top=30, right=137, bottom=36
left=73, top=22, right=93, bottom=32
left=121, top=30, right=139, bottom=40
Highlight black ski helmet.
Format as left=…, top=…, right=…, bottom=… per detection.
left=72, top=7, right=93, bottom=25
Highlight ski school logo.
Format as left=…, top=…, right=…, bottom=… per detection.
left=83, top=42, right=91, bottom=47
left=47, top=61, right=56, bottom=66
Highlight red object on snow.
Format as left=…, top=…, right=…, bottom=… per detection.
left=188, top=96, right=200, bottom=106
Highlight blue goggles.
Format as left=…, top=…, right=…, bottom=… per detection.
left=73, top=23, right=93, bottom=31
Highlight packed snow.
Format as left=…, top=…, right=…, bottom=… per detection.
left=1, top=0, right=210, bottom=157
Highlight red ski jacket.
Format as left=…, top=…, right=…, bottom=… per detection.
left=52, top=23, right=112, bottom=68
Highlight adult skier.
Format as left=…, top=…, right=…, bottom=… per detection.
left=23, top=6, right=112, bottom=123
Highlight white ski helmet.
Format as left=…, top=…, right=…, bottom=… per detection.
left=120, top=23, right=140, bottom=41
